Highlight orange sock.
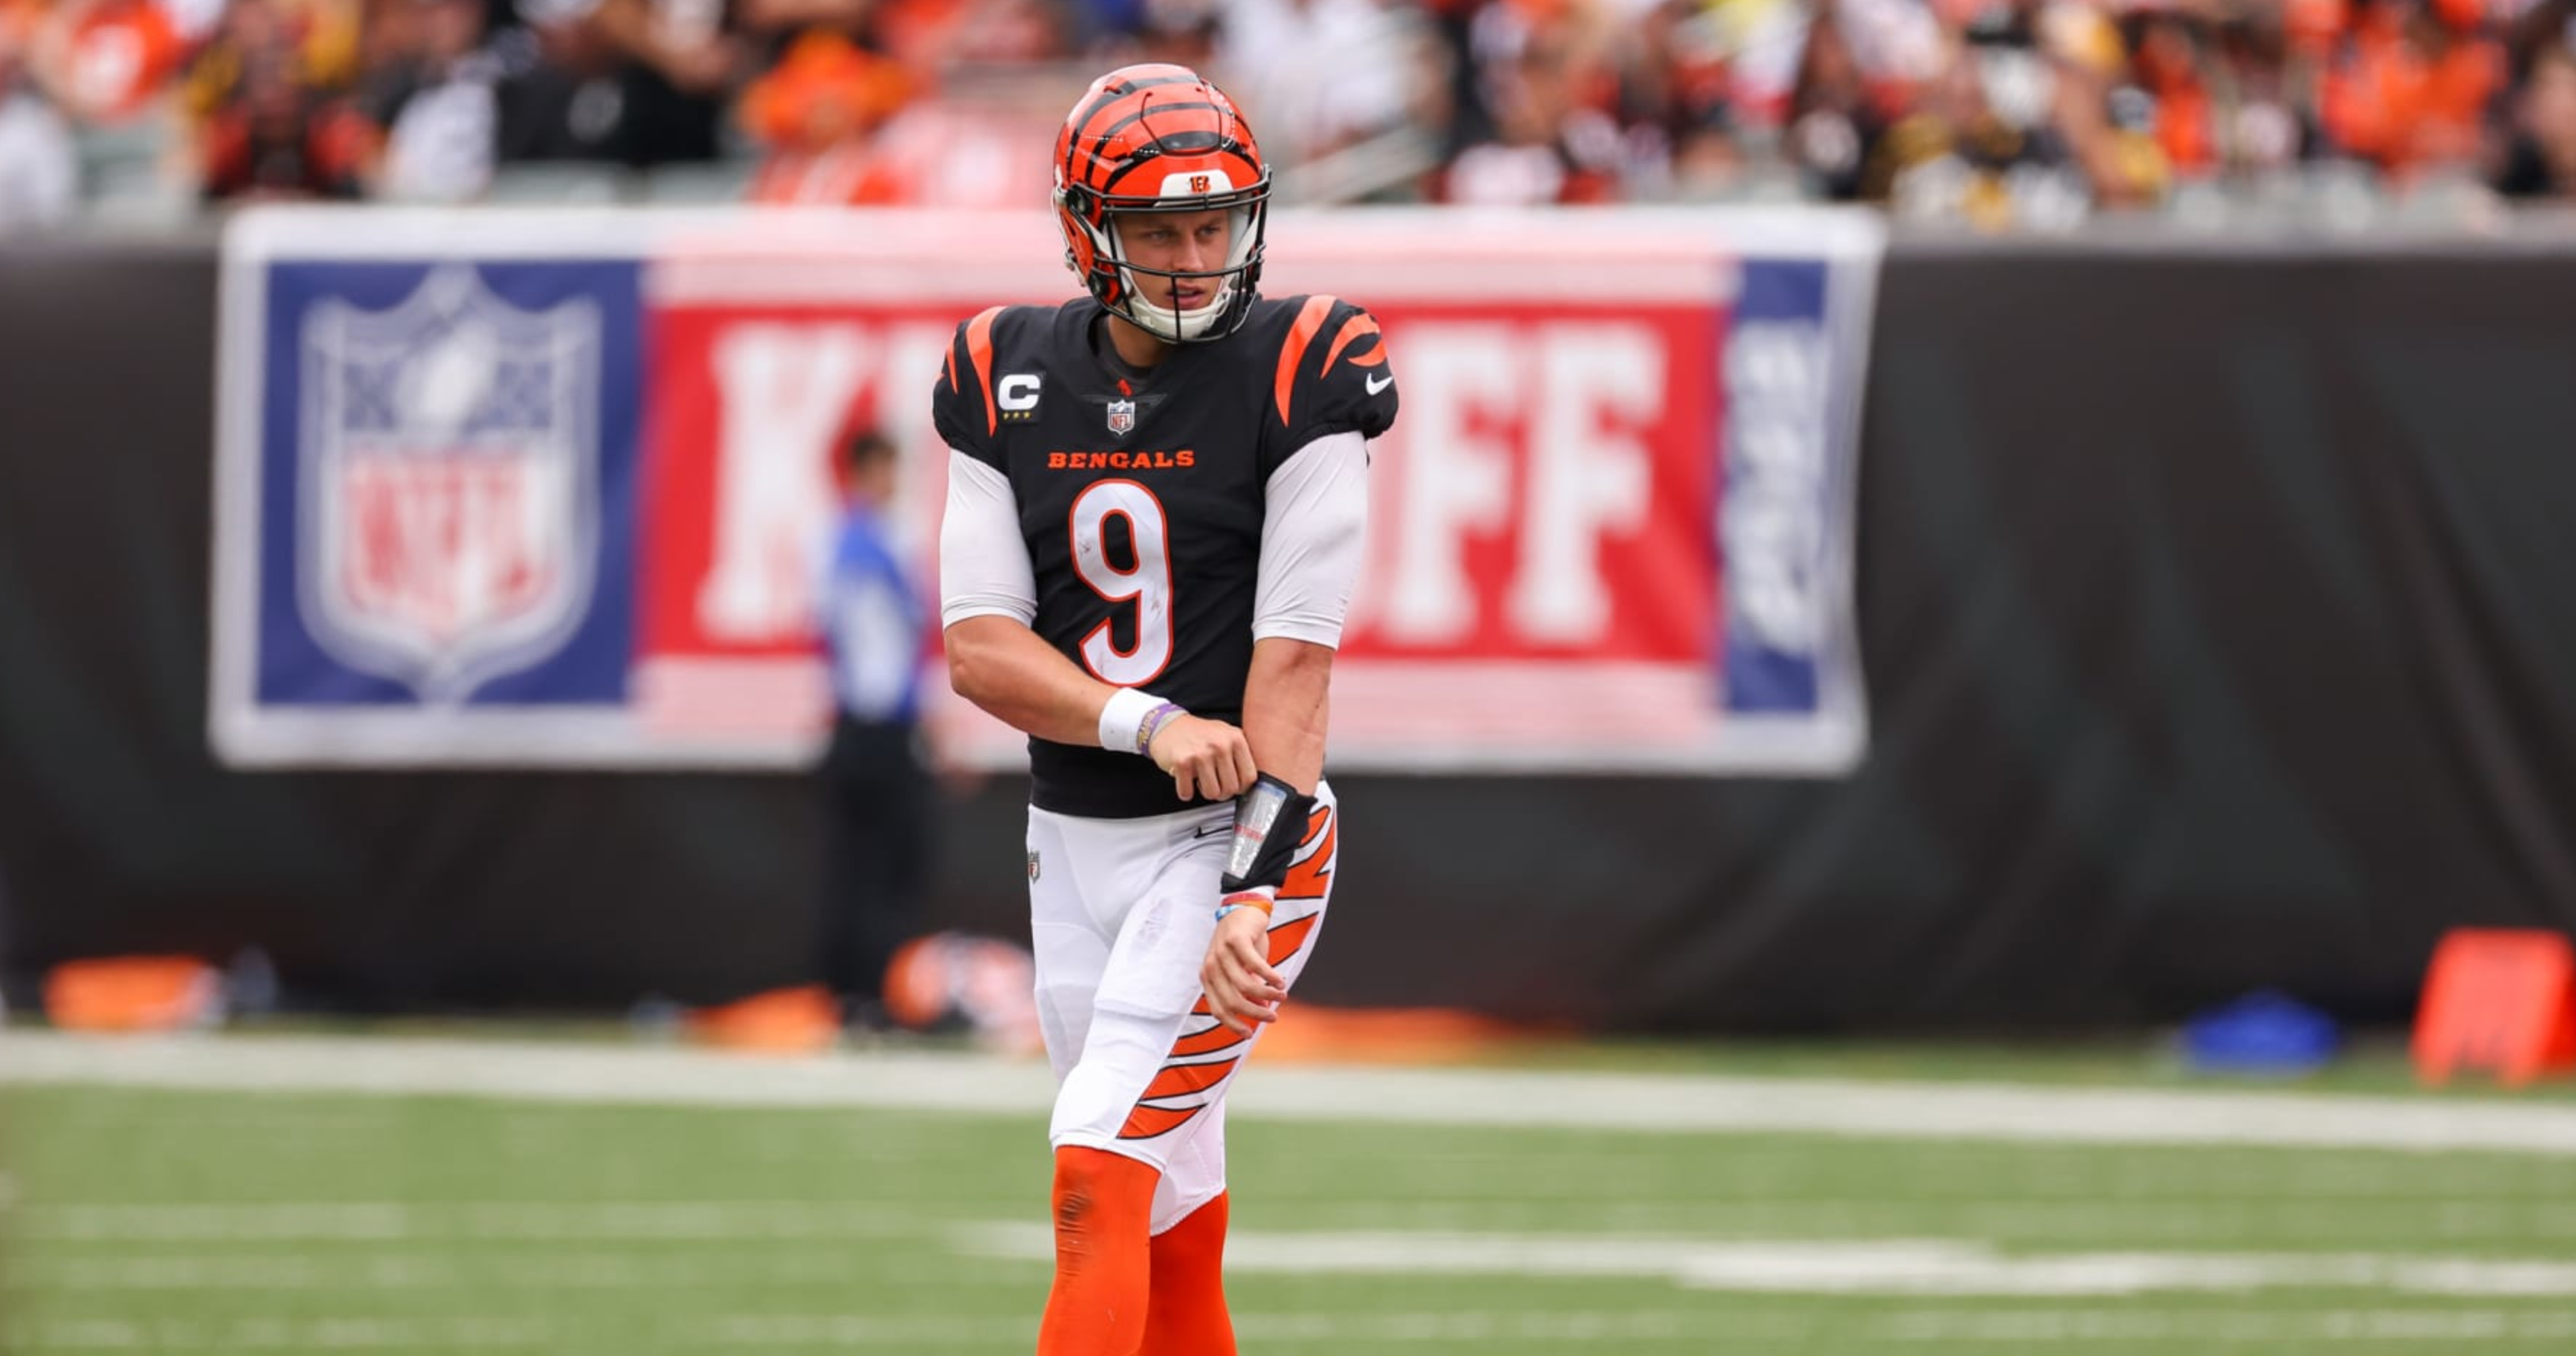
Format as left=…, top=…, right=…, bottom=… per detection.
left=1037, top=1146, right=1159, bottom=1356
left=1138, top=1193, right=1234, bottom=1356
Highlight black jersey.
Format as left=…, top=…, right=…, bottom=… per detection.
left=933, top=294, right=1398, bottom=819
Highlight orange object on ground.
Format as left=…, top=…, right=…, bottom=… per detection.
left=682, top=984, right=841, bottom=1054
left=2413, top=929, right=2576, bottom=1087
left=44, top=955, right=222, bottom=1031
left=1251, top=1005, right=1545, bottom=1064
left=882, top=934, right=956, bottom=1031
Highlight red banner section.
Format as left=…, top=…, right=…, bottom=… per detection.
left=1336, top=304, right=1716, bottom=664
left=638, top=304, right=965, bottom=737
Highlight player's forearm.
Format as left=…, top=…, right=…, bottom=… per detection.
left=1239, top=637, right=1333, bottom=794
left=944, top=616, right=1120, bottom=748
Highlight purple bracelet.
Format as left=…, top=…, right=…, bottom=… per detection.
left=1134, top=702, right=1184, bottom=755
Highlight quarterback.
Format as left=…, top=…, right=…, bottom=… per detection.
left=934, top=63, right=1396, bottom=1356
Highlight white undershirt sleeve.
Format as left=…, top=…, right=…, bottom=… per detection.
left=1253, top=430, right=1371, bottom=647
left=938, top=450, right=1038, bottom=629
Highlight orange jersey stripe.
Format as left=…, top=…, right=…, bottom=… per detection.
left=1119, top=1102, right=1205, bottom=1140
left=1171, top=1020, right=1247, bottom=1059
left=965, top=305, right=1003, bottom=437
left=1266, top=913, right=1319, bottom=968
left=1320, top=313, right=1383, bottom=373
left=1279, top=807, right=1335, bottom=902
left=1139, top=1056, right=1241, bottom=1103
left=1273, top=296, right=1337, bottom=428
left=944, top=342, right=957, bottom=393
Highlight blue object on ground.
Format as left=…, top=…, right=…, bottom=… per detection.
left=2184, top=990, right=2340, bottom=1075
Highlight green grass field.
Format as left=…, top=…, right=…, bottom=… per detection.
left=7, top=1035, right=2576, bottom=1354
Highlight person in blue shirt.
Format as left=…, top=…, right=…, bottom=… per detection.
left=818, top=426, right=933, bottom=1033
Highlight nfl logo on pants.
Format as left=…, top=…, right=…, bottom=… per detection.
left=1106, top=399, right=1135, bottom=435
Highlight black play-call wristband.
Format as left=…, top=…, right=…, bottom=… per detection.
left=1220, top=773, right=1314, bottom=895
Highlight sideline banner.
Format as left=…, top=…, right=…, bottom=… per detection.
left=212, top=208, right=1878, bottom=773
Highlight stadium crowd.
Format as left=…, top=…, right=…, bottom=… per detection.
left=4, top=0, right=2576, bottom=228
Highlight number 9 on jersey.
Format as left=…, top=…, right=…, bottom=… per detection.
left=1070, top=480, right=1174, bottom=686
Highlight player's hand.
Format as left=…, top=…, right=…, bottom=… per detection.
left=1200, top=905, right=1285, bottom=1036
left=1146, top=714, right=1258, bottom=801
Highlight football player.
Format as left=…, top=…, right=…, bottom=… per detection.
left=933, top=63, right=1396, bottom=1356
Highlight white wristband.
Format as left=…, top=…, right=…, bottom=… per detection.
left=1097, top=687, right=1167, bottom=755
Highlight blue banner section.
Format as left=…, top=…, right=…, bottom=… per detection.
left=254, top=260, right=641, bottom=708
left=1718, top=256, right=1845, bottom=717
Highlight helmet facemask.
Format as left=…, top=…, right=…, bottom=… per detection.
left=1099, top=195, right=1266, bottom=344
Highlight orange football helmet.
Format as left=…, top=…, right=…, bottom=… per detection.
left=1053, top=64, right=1271, bottom=343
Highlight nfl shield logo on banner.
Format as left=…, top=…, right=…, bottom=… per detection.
left=1106, top=399, right=1135, bottom=436
left=299, top=265, right=603, bottom=704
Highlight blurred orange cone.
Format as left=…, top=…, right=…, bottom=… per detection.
left=1251, top=1006, right=1538, bottom=1064
left=2413, top=928, right=2576, bottom=1088
left=44, top=956, right=224, bottom=1032
left=682, top=984, right=842, bottom=1054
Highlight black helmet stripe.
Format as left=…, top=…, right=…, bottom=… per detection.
left=1089, top=102, right=1227, bottom=153
left=1083, top=105, right=1236, bottom=189
left=1064, top=75, right=1205, bottom=178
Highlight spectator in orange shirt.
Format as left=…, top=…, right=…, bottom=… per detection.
left=2128, top=13, right=2213, bottom=179
left=738, top=28, right=910, bottom=203
left=32, top=0, right=188, bottom=123
left=2320, top=0, right=2501, bottom=174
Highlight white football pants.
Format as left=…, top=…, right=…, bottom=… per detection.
left=1027, top=780, right=1339, bottom=1235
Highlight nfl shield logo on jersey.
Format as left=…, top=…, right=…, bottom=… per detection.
left=1106, top=398, right=1136, bottom=436
left=299, top=266, right=603, bottom=704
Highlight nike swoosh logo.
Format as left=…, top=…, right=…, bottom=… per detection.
left=1192, top=823, right=1230, bottom=839
left=1365, top=373, right=1394, bottom=395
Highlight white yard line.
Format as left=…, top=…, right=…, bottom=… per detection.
left=3, top=1200, right=930, bottom=1243
left=1, top=1316, right=561, bottom=1351
left=2, top=1249, right=950, bottom=1291
left=18, top=1309, right=2576, bottom=1349
left=0, top=1311, right=1757, bottom=1350
left=6, top=1030, right=2576, bottom=1155
left=698, top=1310, right=1767, bottom=1348
left=956, top=1222, right=2576, bottom=1298
left=700, top=1309, right=2576, bottom=1348
left=1880, top=1309, right=2576, bottom=1344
